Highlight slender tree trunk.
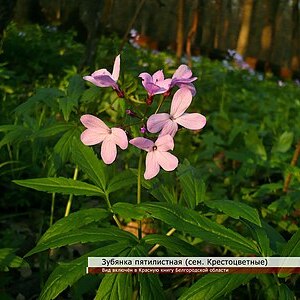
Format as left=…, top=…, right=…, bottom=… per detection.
left=236, top=0, right=254, bottom=55
left=259, top=0, right=280, bottom=62
left=186, top=0, right=198, bottom=66
left=291, top=0, right=300, bottom=71
left=176, top=0, right=185, bottom=60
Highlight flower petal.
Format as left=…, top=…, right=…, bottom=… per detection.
left=152, top=70, right=164, bottom=83
left=112, top=54, right=120, bottom=81
left=177, top=82, right=196, bottom=96
left=172, top=65, right=192, bottom=79
left=175, top=113, right=206, bottom=130
left=80, top=115, right=110, bottom=131
left=160, top=119, right=178, bottom=137
left=155, top=151, right=178, bottom=171
left=91, top=68, right=111, bottom=77
left=83, top=76, right=102, bottom=87
left=155, top=134, right=174, bottom=151
left=129, top=137, right=154, bottom=151
left=143, top=82, right=166, bottom=95
left=111, top=128, right=128, bottom=150
left=80, top=129, right=107, bottom=145
left=147, top=113, right=170, bottom=133
left=144, top=152, right=160, bottom=180
left=139, top=72, right=152, bottom=83
left=101, top=138, right=117, bottom=164
left=92, top=75, right=118, bottom=89
left=157, top=78, right=172, bottom=90
left=170, top=88, right=193, bottom=118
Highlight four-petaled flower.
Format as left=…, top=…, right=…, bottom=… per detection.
left=130, top=135, right=178, bottom=180
left=169, top=64, right=197, bottom=96
left=139, top=70, right=171, bottom=104
left=147, top=88, right=206, bottom=137
left=80, top=114, right=128, bottom=164
left=83, top=54, right=124, bottom=97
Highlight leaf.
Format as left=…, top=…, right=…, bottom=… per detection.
left=33, top=123, right=75, bottom=138
left=178, top=166, right=206, bottom=208
left=278, top=284, right=295, bottom=300
left=243, top=221, right=273, bottom=256
left=0, top=126, right=32, bottom=149
left=36, top=208, right=109, bottom=244
left=281, top=228, right=300, bottom=257
left=272, top=131, right=294, bottom=153
left=67, top=75, right=85, bottom=101
left=13, top=177, right=104, bottom=196
left=95, top=273, right=133, bottom=300
left=59, top=97, right=77, bottom=122
left=0, top=248, right=29, bottom=271
left=140, top=202, right=259, bottom=254
left=138, top=273, right=165, bottom=300
left=71, top=138, right=107, bottom=192
left=244, top=130, right=267, bottom=160
left=143, top=234, right=201, bottom=256
left=179, top=274, right=254, bottom=300
left=112, top=202, right=147, bottom=220
left=205, top=200, right=261, bottom=227
left=26, top=227, right=137, bottom=257
left=40, top=242, right=133, bottom=300
left=107, top=170, right=136, bottom=194
left=150, top=184, right=177, bottom=204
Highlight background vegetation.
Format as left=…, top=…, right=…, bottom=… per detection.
left=1, top=1, right=300, bottom=299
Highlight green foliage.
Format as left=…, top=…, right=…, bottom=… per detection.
left=1, top=25, right=300, bottom=299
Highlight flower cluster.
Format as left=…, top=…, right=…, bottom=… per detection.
left=81, top=55, right=206, bottom=179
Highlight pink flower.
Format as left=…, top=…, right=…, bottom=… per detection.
left=147, top=88, right=206, bottom=137
left=139, top=70, right=171, bottom=104
left=83, top=55, right=123, bottom=97
left=170, top=65, right=197, bottom=96
left=80, top=114, right=128, bottom=164
left=130, top=135, right=178, bottom=180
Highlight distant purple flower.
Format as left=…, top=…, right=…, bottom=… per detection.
left=83, top=55, right=124, bottom=97
left=140, top=126, right=147, bottom=134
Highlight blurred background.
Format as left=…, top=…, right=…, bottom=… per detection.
left=1, top=0, right=299, bottom=78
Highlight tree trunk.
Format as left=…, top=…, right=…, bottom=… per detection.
left=291, top=0, right=300, bottom=72
left=176, top=0, right=185, bottom=60
left=186, top=0, right=198, bottom=66
left=236, top=0, right=254, bottom=55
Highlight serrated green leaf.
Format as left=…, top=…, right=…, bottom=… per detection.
left=53, top=127, right=80, bottom=163
left=40, top=242, right=133, bottom=300
left=95, top=273, right=133, bottom=300
left=13, top=177, right=104, bottom=196
left=140, top=203, right=259, bottom=254
left=0, top=248, right=29, bottom=271
left=112, top=202, right=147, bottom=220
left=243, top=221, right=273, bottom=256
left=150, top=184, right=176, bottom=204
left=37, top=208, right=109, bottom=244
left=278, top=284, right=295, bottom=300
left=59, top=97, right=77, bottom=122
left=67, top=75, right=85, bottom=101
left=205, top=200, right=261, bottom=227
left=107, top=170, right=136, bottom=194
left=0, top=127, right=32, bottom=149
left=179, top=274, right=254, bottom=300
left=272, top=131, right=294, bottom=153
left=71, top=138, right=107, bottom=192
left=33, top=123, right=75, bottom=138
left=143, top=234, right=201, bottom=256
left=244, top=130, right=267, bottom=160
left=281, top=228, right=300, bottom=257
left=26, top=227, right=137, bottom=257
left=138, top=273, right=165, bottom=300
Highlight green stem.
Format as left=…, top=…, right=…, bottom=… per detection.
left=154, top=95, right=166, bottom=114
left=64, top=165, right=79, bottom=217
left=50, top=193, right=55, bottom=226
left=104, top=192, right=122, bottom=229
left=137, top=152, right=143, bottom=239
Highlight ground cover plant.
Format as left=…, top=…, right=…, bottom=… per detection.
left=1, top=24, right=300, bottom=299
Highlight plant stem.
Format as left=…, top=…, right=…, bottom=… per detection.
left=283, top=140, right=300, bottom=192
left=104, top=192, right=122, bottom=229
left=64, top=165, right=79, bottom=217
left=154, top=95, right=166, bottom=114
left=137, top=152, right=143, bottom=239
left=148, top=228, right=176, bottom=255
left=50, top=193, right=55, bottom=226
